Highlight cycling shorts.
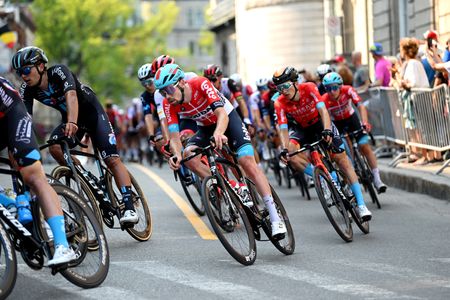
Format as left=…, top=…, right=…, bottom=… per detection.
left=288, top=121, right=344, bottom=154
left=333, top=113, right=367, bottom=144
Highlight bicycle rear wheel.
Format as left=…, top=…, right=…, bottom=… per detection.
left=314, top=168, right=353, bottom=242
left=178, top=169, right=205, bottom=216
left=0, top=220, right=17, bottom=299
left=247, top=180, right=295, bottom=255
left=202, top=176, right=256, bottom=266
left=106, top=171, right=152, bottom=241
left=356, top=154, right=381, bottom=209
left=39, top=183, right=109, bottom=288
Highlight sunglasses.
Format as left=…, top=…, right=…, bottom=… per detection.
left=16, top=65, right=35, bottom=76
left=160, top=80, right=181, bottom=97
left=325, top=84, right=341, bottom=92
left=276, top=82, right=293, bottom=92
left=140, top=78, right=154, bottom=87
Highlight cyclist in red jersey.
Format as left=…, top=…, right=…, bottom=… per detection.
left=155, top=63, right=287, bottom=238
left=322, top=72, right=387, bottom=193
left=274, top=67, right=372, bottom=221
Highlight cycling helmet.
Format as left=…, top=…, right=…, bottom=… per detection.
left=316, top=64, right=333, bottom=78
left=151, top=55, right=175, bottom=74
left=154, top=63, right=185, bottom=89
left=272, top=67, right=298, bottom=85
left=11, top=46, right=48, bottom=70
left=256, top=78, right=269, bottom=88
left=203, top=64, right=223, bottom=81
left=322, top=72, right=343, bottom=86
left=137, top=63, right=153, bottom=80
left=267, top=79, right=277, bottom=91
left=230, top=73, right=242, bottom=84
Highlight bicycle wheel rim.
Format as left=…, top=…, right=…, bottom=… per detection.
left=0, top=221, right=17, bottom=299
left=314, top=168, right=352, bottom=242
left=180, top=171, right=205, bottom=216
left=202, top=176, right=256, bottom=265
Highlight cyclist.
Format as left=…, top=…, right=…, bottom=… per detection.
left=322, top=72, right=387, bottom=193
left=138, top=55, right=198, bottom=155
left=12, top=46, right=138, bottom=225
left=0, top=76, right=76, bottom=265
left=155, top=63, right=287, bottom=237
left=273, top=66, right=372, bottom=221
left=125, top=98, right=144, bottom=162
left=316, top=64, right=334, bottom=95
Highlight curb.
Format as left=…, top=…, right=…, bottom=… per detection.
left=378, top=164, right=450, bottom=201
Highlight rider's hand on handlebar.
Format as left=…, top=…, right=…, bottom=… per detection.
left=160, top=141, right=172, bottom=159
left=321, top=129, right=333, bottom=145
left=212, top=133, right=228, bottom=150
left=362, top=122, right=372, bottom=132
left=279, top=148, right=289, bottom=164
left=169, top=155, right=181, bottom=170
left=64, top=122, right=78, bottom=137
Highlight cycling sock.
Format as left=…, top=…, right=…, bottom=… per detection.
left=120, top=186, right=134, bottom=211
left=263, top=195, right=281, bottom=223
left=350, top=183, right=365, bottom=207
left=304, top=163, right=314, bottom=177
left=47, top=215, right=69, bottom=248
left=372, top=168, right=381, bottom=181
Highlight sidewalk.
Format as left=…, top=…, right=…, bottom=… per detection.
left=378, top=158, right=450, bottom=201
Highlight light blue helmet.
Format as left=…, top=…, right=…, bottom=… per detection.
left=322, top=72, right=343, bottom=86
left=154, top=63, right=185, bottom=89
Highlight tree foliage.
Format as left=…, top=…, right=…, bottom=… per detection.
left=31, top=0, right=179, bottom=102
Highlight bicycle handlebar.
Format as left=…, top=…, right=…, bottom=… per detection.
left=40, top=133, right=88, bottom=151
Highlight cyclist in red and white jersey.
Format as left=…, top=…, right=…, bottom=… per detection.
left=155, top=63, right=287, bottom=237
left=322, top=72, right=387, bottom=193
left=274, top=66, right=372, bottom=221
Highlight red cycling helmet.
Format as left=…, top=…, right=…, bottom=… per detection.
left=203, top=64, right=223, bottom=82
left=151, top=55, right=175, bottom=75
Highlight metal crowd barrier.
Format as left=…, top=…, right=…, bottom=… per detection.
left=365, top=85, right=450, bottom=175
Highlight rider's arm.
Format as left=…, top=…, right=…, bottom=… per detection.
left=317, top=103, right=331, bottom=131
left=160, top=118, right=170, bottom=142
left=274, top=99, right=289, bottom=148
left=228, top=79, right=250, bottom=123
left=144, top=114, right=155, bottom=136
left=213, top=107, right=229, bottom=136
left=65, top=90, right=79, bottom=124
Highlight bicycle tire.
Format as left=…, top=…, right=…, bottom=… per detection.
left=0, top=220, right=17, bottom=299
left=40, top=183, right=109, bottom=288
left=179, top=170, right=205, bottom=216
left=355, top=154, right=381, bottom=209
left=282, top=166, right=292, bottom=189
left=314, top=168, right=353, bottom=242
left=51, top=166, right=102, bottom=250
left=201, top=176, right=256, bottom=266
left=247, top=180, right=295, bottom=255
left=105, top=171, right=152, bottom=241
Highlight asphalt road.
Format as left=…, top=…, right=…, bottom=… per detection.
left=6, top=162, right=450, bottom=300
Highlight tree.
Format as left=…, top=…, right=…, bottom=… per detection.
left=31, top=0, right=179, bottom=102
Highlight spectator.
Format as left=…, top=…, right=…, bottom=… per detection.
left=443, top=38, right=450, bottom=63
left=333, top=54, right=353, bottom=86
left=369, top=43, right=392, bottom=87
left=351, top=51, right=371, bottom=93
left=420, top=30, right=445, bottom=87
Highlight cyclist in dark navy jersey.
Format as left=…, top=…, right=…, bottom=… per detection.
left=12, top=46, right=138, bottom=225
left=0, top=76, right=76, bottom=265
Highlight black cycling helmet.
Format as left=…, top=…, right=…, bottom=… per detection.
left=203, top=64, right=223, bottom=82
left=11, top=46, right=48, bottom=70
left=272, top=67, right=298, bottom=85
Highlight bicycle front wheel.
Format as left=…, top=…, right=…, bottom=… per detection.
left=0, top=220, right=17, bottom=299
left=202, top=176, right=256, bottom=266
left=106, top=171, right=152, bottom=242
left=314, top=168, right=353, bottom=242
left=40, top=183, right=110, bottom=288
left=179, top=170, right=205, bottom=216
left=359, top=155, right=381, bottom=209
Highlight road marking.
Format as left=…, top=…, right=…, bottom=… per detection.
left=429, top=258, right=450, bottom=264
left=134, top=164, right=216, bottom=240
left=114, top=260, right=278, bottom=300
left=18, top=264, right=147, bottom=300
left=251, top=263, right=421, bottom=299
left=333, top=260, right=450, bottom=288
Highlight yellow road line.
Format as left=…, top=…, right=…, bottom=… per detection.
left=134, top=164, right=217, bottom=240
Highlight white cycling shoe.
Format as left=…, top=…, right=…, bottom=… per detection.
left=120, top=209, right=139, bottom=225
left=356, top=205, right=372, bottom=222
left=271, top=220, right=287, bottom=239
left=48, top=245, right=77, bottom=266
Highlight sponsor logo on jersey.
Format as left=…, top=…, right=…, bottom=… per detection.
left=52, top=66, right=67, bottom=80
left=16, top=116, right=32, bottom=144
left=0, top=86, right=14, bottom=108
left=201, top=80, right=218, bottom=100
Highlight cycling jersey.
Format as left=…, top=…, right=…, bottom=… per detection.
left=274, top=82, right=323, bottom=129
left=164, top=76, right=234, bottom=130
left=322, top=85, right=361, bottom=121
left=0, top=77, right=40, bottom=167
left=0, top=77, right=20, bottom=118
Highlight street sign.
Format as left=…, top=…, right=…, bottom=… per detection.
left=327, top=16, right=341, bottom=36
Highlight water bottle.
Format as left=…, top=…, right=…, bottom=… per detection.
left=16, top=192, right=33, bottom=224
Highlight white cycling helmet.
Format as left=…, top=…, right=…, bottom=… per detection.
left=137, top=63, right=153, bottom=80
left=230, top=73, right=242, bottom=84
left=256, top=78, right=269, bottom=88
left=316, top=64, right=333, bottom=78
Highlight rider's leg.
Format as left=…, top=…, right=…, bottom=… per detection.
left=359, top=137, right=387, bottom=192
left=183, top=145, right=211, bottom=179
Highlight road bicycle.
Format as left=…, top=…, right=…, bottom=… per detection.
left=40, top=136, right=152, bottom=242
left=173, top=163, right=205, bottom=216
left=289, top=139, right=369, bottom=242
left=0, top=156, right=109, bottom=299
left=341, top=128, right=381, bottom=209
left=181, top=141, right=295, bottom=265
